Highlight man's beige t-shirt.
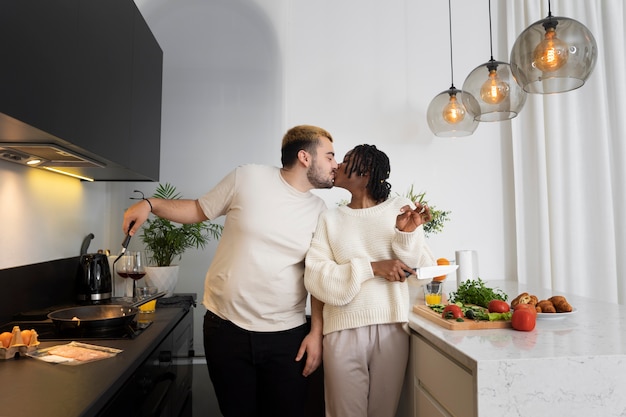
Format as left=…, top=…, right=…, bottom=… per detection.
left=198, top=164, right=327, bottom=332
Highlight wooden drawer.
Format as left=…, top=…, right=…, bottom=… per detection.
left=412, top=335, right=475, bottom=417
left=415, top=387, right=447, bottom=417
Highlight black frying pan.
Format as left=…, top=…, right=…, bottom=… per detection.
left=47, top=291, right=166, bottom=332
left=48, top=305, right=138, bottom=332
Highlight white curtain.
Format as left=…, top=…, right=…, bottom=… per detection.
left=502, top=0, right=626, bottom=303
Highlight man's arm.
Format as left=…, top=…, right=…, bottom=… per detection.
left=123, top=198, right=208, bottom=236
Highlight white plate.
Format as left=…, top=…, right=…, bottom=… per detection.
left=537, top=308, right=577, bottom=320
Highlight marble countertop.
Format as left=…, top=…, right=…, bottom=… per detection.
left=407, top=278, right=626, bottom=417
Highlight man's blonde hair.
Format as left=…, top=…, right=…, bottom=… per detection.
left=280, top=125, right=333, bottom=167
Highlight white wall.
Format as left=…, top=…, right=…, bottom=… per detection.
left=0, top=162, right=133, bottom=267
left=1, top=0, right=550, bottom=351
left=131, top=0, right=515, bottom=353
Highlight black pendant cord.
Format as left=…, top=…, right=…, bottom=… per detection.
left=447, top=0, right=455, bottom=89
left=548, top=0, right=552, bottom=17
left=488, top=0, right=495, bottom=62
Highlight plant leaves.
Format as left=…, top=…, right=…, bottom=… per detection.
left=400, top=185, right=451, bottom=237
left=139, top=183, right=223, bottom=266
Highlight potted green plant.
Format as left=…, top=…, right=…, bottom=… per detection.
left=140, top=183, right=223, bottom=296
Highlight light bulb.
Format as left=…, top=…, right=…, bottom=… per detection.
left=442, top=94, right=465, bottom=124
left=533, top=26, right=569, bottom=72
left=480, top=69, right=509, bottom=104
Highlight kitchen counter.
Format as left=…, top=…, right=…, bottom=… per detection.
left=407, top=279, right=626, bottom=416
left=0, top=306, right=188, bottom=417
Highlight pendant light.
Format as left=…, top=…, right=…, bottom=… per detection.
left=461, top=0, right=526, bottom=122
left=510, top=0, right=597, bottom=94
left=427, top=0, right=479, bottom=137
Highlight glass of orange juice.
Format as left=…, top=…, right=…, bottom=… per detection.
left=423, top=282, right=443, bottom=306
left=135, top=286, right=159, bottom=313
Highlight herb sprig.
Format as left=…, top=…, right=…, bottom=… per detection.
left=401, top=185, right=451, bottom=237
left=449, top=278, right=508, bottom=308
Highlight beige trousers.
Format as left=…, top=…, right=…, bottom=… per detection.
left=322, top=323, right=409, bottom=417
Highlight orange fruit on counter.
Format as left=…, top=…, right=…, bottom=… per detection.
left=433, top=257, right=451, bottom=281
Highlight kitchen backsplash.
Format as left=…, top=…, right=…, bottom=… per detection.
left=0, top=257, right=79, bottom=324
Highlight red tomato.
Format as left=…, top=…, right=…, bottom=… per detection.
left=511, top=308, right=536, bottom=331
left=513, top=304, right=537, bottom=315
left=442, top=304, right=463, bottom=319
left=488, top=300, right=510, bottom=313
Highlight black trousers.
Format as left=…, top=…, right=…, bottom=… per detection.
left=203, top=310, right=310, bottom=417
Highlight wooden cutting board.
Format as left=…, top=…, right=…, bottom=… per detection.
left=412, top=305, right=512, bottom=330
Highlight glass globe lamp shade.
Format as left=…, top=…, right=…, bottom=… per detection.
left=462, top=61, right=527, bottom=122
left=427, top=88, right=479, bottom=137
left=510, top=16, right=597, bottom=94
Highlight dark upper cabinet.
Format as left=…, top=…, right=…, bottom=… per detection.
left=0, top=0, right=162, bottom=181
left=129, top=5, right=163, bottom=181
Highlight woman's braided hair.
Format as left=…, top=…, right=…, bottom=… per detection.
left=344, top=144, right=391, bottom=203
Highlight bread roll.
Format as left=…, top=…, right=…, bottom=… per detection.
left=511, top=292, right=539, bottom=307
left=536, top=300, right=556, bottom=313
left=549, top=296, right=573, bottom=313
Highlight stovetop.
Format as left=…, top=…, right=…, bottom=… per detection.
left=1, top=300, right=152, bottom=341
left=1, top=295, right=195, bottom=342
left=0, top=319, right=152, bottom=341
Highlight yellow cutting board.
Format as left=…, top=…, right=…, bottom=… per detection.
left=412, top=304, right=512, bottom=330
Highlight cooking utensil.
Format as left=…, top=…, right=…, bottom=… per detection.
left=413, top=305, right=512, bottom=330
left=131, top=290, right=166, bottom=308
left=113, top=220, right=136, bottom=265
left=406, top=264, right=459, bottom=279
left=47, top=292, right=166, bottom=333
left=48, top=305, right=139, bottom=332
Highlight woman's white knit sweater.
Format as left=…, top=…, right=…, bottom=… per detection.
left=304, top=196, right=436, bottom=335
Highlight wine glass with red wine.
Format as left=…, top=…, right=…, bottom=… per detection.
left=123, top=251, right=147, bottom=299
left=116, top=255, right=130, bottom=299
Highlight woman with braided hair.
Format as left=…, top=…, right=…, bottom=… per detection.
left=304, top=144, right=436, bottom=417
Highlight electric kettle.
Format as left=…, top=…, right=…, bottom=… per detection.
left=76, top=253, right=112, bottom=303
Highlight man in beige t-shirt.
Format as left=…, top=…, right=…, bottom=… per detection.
left=123, top=125, right=337, bottom=417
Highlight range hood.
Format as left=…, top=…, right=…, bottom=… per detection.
left=0, top=113, right=106, bottom=181
left=0, top=143, right=103, bottom=169
left=0, top=110, right=157, bottom=182
left=0, top=113, right=105, bottom=169
left=0, top=0, right=163, bottom=182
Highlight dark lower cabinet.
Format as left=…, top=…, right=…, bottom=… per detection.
left=98, top=309, right=193, bottom=417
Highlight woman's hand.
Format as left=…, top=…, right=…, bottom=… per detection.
left=396, top=203, right=432, bottom=233
left=371, top=259, right=413, bottom=282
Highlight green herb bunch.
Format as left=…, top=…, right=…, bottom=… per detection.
left=449, top=278, right=508, bottom=308
left=338, top=184, right=450, bottom=237
left=401, top=184, right=451, bottom=237
left=140, top=183, right=223, bottom=267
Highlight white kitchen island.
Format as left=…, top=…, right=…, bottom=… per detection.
left=403, top=279, right=626, bottom=417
